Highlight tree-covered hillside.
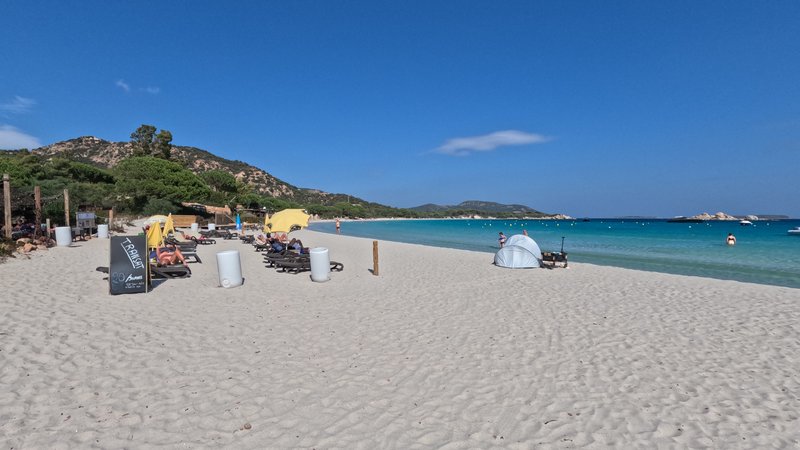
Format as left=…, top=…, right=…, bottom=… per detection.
left=0, top=151, right=417, bottom=222
left=1, top=127, right=560, bottom=224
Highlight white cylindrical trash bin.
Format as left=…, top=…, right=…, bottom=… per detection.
left=97, top=224, right=109, bottom=238
left=216, top=250, right=243, bottom=288
left=55, top=226, right=72, bottom=247
left=190, top=223, right=199, bottom=232
left=309, top=247, right=330, bottom=282
left=208, top=223, right=216, bottom=231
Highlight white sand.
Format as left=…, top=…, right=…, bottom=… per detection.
left=1, top=228, right=799, bottom=448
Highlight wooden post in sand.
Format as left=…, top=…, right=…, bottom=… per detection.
left=3, top=174, right=11, bottom=239
left=34, top=186, right=42, bottom=238
left=63, top=189, right=70, bottom=227
left=108, top=208, right=114, bottom=230
left=372, top=240, right=379, bottom=276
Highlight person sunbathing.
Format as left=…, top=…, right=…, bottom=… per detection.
left=156, top=244, right=188, bottom=267
left=287, top=238, right=309, bottom=254
left=264, top=236, right=285, bottom=253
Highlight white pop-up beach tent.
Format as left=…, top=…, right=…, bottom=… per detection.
left=494, top=234, right=543, bottom=269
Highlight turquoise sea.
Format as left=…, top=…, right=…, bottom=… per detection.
left=310, top=219, right=800, bottom=289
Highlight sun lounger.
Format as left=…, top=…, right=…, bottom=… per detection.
left=541, top=251, right=568, bottom=269
left=263, top=250, right=300, bottom=267
left=150, top=264, right=192, bottom=279
left=254, top=240, right=287, bottom=252
left=276, top=259, right=343, bottom=274
left=219, top=230, right=238, bottom=240
left=271, top=256, right=344, bottom=274
left=190, top=236, right=216, bottom=245
left=254, top=242, right=276, bottom=252
left=164, top=236, right=198, bottom=252
left=181, top=250, right=202, bottom=264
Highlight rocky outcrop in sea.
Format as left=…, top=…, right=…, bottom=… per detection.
left=688, top=212, right=738, bottom=221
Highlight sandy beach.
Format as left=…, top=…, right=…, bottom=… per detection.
left=1, top=228, right=798, bottom=448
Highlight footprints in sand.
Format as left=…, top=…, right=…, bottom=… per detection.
left=2, top=235, right=800, bottom=447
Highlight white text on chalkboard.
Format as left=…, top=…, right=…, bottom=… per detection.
left=120, top=237, right=145, bottom=270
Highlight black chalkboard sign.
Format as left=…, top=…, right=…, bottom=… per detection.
left=109, top=235, right=149, bottom=295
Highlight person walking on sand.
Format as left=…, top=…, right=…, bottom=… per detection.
left=498, top=232, right=507, bottom=248
left=335, top=218, right=341, bottom=234
left=726, top=233, right=736, bottom=246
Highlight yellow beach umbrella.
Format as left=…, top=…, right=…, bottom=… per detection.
left=267, top=209, right=310, bottom=234
left=163, top=213, right=175, bottom=237
left=146, top=221, right=164, bottom=249
left=263, top=212, right=270, bottom=234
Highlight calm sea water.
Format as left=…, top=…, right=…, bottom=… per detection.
left=310, top=219, right=800, bottom=289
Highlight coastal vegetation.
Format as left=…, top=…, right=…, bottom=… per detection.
left=129, top=124, right=173, bottom=159
left=0, top=126, right=555, bottom=223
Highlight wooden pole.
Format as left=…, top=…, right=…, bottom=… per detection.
left=63, top=189, right=70, bottom=227
left=3, top=174, right=11, bottom=239
left=46, top=218, right=51, bottom=240
left=108, top=208, right=114, bottom=231
left=34, top=186, right=42, bottom=239
left=372, top=240, right=379, bottom=276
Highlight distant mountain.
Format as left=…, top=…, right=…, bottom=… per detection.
left=28, top=136, right=366, bottom=206
left=411, top=200, right=549, bottom=216
left=411, top=203, right=452, bottom=213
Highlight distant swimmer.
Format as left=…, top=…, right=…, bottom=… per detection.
left=726, top=233, right=736, bottom=246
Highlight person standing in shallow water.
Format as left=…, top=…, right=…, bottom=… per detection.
left=335, top=218, right=341, bottom=234
left=498, top=232, right=507, bottom=248
left=726, top=233, right=736, bottom=246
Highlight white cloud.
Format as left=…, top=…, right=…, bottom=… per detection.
left=116, top=79, right=131, bottom=92
left=0, top=125, right=41, bottom=149
left=0, top=96, right=36, bottom=115
left=435, top=130, right=552, bottom=156
left=117, top=79, right=160, bottom=94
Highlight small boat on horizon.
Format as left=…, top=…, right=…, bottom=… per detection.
left=739, top=220, right=753, bottom=226
left=789, top=227, right=800, bottom=235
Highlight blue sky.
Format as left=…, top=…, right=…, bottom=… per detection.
left=2, top=1, right=799, bottom=217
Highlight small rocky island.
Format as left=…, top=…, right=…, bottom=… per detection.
left=667, top=212, right=754, bottom=222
